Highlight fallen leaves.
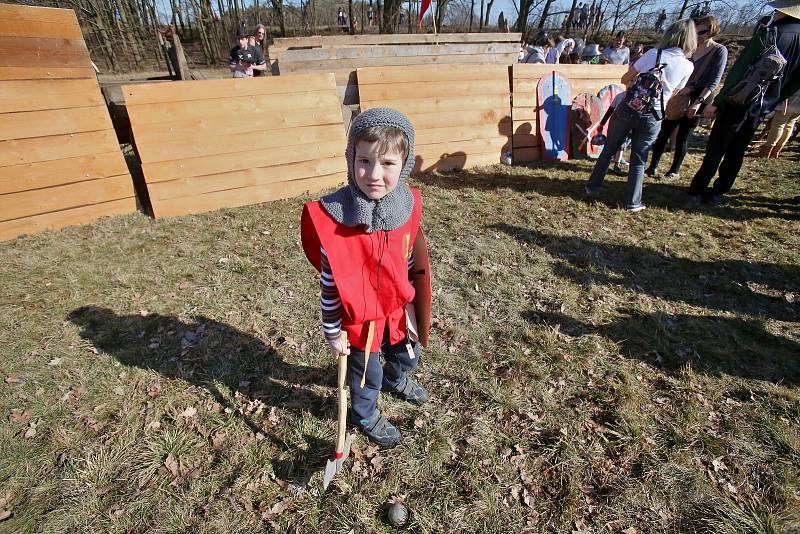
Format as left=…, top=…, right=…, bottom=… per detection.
left=8, top=409, right=32, bottom=424
left=178, top=406, right=197, bottom=419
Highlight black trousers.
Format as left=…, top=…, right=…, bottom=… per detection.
left=647, top=114, right=699, bottom=175
left=687, top=104, right=760, bottom=197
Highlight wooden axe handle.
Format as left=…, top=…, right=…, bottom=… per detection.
left=334, top=331, right=348, bottom=458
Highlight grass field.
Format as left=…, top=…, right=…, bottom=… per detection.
left=1, top=147, right=798, bottom=533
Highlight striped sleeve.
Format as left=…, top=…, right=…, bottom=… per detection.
left=319, top=246, right=342, bottom=340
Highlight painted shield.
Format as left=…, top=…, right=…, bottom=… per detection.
left=409, top=228, right=432, bottom=348
left=537, top=71, right=573, bottom=162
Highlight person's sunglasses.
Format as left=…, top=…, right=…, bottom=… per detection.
left=697, top=29, right=709, bottom=35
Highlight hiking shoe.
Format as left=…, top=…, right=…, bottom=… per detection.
left=645, top=168, right=657, bottom=178
left=676, top=191, right=701, bottom=206
left=585, top=185, right=598, bottom=196
left=704, top=194, right=725, bottom=206
left=385, top=375, right=429, bottom=406
left=612, top=164, right=625, bottom=176
left=624, top=203, right=646, bottom=213
left=349, top=412, right=402, bottom=448
left=663, top=172, right=680, bottom=181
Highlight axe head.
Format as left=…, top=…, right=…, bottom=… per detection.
left=322, top=433, right=352, bottom=490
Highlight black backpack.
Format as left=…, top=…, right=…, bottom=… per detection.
left=726, top=26, right=786, bottom=131
left=623, top=48, right=666, bottom=119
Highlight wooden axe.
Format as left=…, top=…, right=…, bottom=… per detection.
left=323, top=331, right=351, bottom=490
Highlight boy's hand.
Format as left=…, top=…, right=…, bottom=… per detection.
left=327, top=334, right=350, bottom=357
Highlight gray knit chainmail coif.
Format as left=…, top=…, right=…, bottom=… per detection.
left=320, top=107, right=415, bottom=233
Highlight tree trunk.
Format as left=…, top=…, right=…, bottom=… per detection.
left=348, top=0, right=355, bottom=33
left=514, top=0, right=532, bottom=33
left=484, top=0, right=493, bottom=27
left=563, top=0, right=577, bottom=34
left=678, top=0, right=689, bottom=19
left=271, top=0, right=286, bottom=36
left=479, top=0, right=484, bottom=30
left=468, top=0, right=474, bottom=30
left=537, top=0, right=553, bottom=29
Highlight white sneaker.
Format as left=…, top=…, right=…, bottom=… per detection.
left=625, top=204, right=646, bottom=213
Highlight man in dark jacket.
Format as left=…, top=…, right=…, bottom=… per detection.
left=684, top=0, right=800, bottom=205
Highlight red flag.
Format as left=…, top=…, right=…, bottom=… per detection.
left=419, top=0, right=431, bottom=28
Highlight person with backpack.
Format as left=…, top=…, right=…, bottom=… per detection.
left=585, top=20, right=696, bottom=212
left=646, top=15, right=728, bottom=181
left=682, top=0, right=800, bottom=205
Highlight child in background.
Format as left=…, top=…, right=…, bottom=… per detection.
left=301, top=108, right=429, bottom=449
left=594, top=91, right=631, bottom=175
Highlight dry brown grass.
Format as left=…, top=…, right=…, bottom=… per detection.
left=1, top=145, right=798, bottom=532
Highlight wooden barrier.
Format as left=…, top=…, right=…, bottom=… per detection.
left=271, top=32, right=521, bottom=53
left=511, top=64, right=628, bottom=162
left=0, top=4, right=136, bottom=241
left=273, top=33, right=520, bottom=105
left=358, top=64, right=512, bottom=173
left=124, top=73, right=347, bottom=218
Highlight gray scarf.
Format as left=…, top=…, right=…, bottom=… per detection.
left=320, top=108, right=415, bottom=233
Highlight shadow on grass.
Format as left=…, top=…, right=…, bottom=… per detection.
left=495, top=224, right=800, bottom=323
left=413, top=161, right=800, bottom=221
left=527, top=309, right=800, bottom=385
left=67, top=306, right=333, bottom=480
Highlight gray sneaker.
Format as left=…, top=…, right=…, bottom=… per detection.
left=349, top=412, right=402, bottom=448
left=385, top=375, right=429, bottom=406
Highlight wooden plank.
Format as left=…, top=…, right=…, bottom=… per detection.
left=360, top=94, right=510, bottom=115
left=512, top=107, right=538, bottom=121
left=0, top=37, right=91, bottom=68
left=415, top=138, right=507, bottom=160
left=142, top=139, right=344, bottom=182
left=513, top=133, right=540, bottom=147
left=0, top=66, right=94, bottom=80
left=280, top=53, right=517, bottom=73
left=122, top=72, right=337, bottom=105
left=405, top=109, right=511, bottom=130
left=0, top=4, right=80, bottom=26
left=513, top=64, right=628, bottom=81
left=0, top=106, right=112, bottom=141
left=414, top=151, right=501, bottom=173
left=513, top=147, right=540, bottom=161
left=0, top=151, right=128, bottom=194
left=0, top=197, right=136, bottom=241
left=0, top=174, right=135, bottom=222
left=355, top=79, right=508, bottom=101
left=136, top=124, right=345, bottom=165
left=130, top=108, right=344, bottom=149
left=148, top=156, right=346, bottom=201
left=0, top=79, right=104, bottom=113
left=124, top=90, right=340, bottom=125
left=152, top=174, right=344, bottom=218
left=0, top=18, right=84, bottom=39
left=272, top=33, right=521, bottom=49
left=358, top=63, right=510, bottom=85
left=280, top=42, right=519, bottom=62
left=415, top=122, right=511, bottom=146
left=0, top=130, right=120, bottom=167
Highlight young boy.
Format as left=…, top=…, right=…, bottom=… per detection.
left=228, top=29, right=266, bottom=78
left=301, top=108, right=430, bottom=449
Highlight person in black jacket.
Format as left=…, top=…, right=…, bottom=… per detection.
left=683, top=0, right=800, bottom=205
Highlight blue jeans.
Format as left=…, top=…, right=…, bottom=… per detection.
left=347, top=325, right=420, bottom=421
left=587, top=105, right=661, bottom=207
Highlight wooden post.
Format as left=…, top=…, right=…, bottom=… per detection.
left=168, top=28, right=191, bottom=80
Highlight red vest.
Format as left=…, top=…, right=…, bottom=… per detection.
left=301, top=189, right=422, bottom=352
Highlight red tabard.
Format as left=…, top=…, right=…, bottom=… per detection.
left=301, top=188, right=422, bottom=353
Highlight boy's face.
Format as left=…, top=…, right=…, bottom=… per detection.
left=238, top=36, right=248, bottom=48
left=354, top=140, right=404, bottom=201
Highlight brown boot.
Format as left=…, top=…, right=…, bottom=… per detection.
left=769, top=146, right=781, bottom=158
left=757, top=145, right=773, bottom=158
